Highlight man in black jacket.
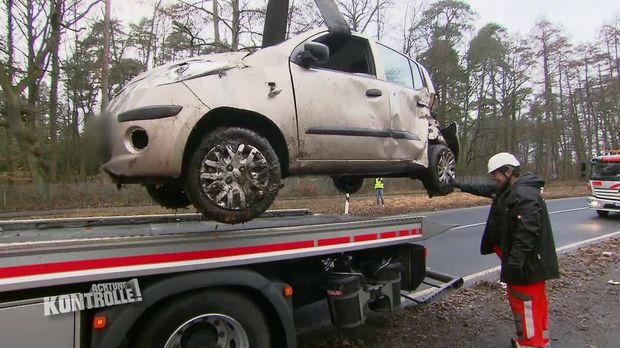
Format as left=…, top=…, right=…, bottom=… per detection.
left=449, top=152, right=559, bottom=348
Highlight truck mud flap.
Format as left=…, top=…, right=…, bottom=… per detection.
left=401, top=268, right=464, bottom=307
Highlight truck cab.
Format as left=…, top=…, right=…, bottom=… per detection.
left=587, top=150, right=620, bottom=217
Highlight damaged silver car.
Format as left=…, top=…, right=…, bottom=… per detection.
left=100, top=27, right=458, bottom=224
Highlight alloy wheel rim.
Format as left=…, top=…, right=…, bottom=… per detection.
left=164, top=313, right=250, bottom=348
left=437, top=150, right=456, bottom=184
left=200, top=143, right=270, bottom=210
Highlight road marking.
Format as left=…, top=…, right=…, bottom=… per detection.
left=549, top=207, right=588, bottom=215
left=556, top=230, right=620, bottom=253
left=409, top=230, right=620, bottom=301
left=450, top=207, right=589, bottom=231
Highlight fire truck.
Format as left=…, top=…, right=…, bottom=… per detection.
left=0, top=210, right=461, bottom=348
left=587, top=150, right=620, bottom=217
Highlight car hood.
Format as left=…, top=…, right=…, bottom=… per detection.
left=124, top=51, right=250, bottom=88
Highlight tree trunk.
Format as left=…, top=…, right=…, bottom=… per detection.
left=26, top=0, right=38, bottom=131
left=565, top=69, right=584, bottom=178
left=213, top=0, right=220, bottom=44
left=48, top=0, right=62, bottom=183
left=231, top=0, right=240, bottom=51
left=101, top=0, right=111, bottom=112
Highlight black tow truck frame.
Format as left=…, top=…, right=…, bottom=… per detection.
left=0, top=210, right=461, bottom=347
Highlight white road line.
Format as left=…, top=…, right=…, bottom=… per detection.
left=409, top=230, right=620, bottom=300
left=549, top=207, right=589, bottom=215
left=450, top=207, right=589, bottom=230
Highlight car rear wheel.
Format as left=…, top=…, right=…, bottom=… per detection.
left=133, top=290, right=270, bottom=348
left=422, top=144, right=456, bottom=197
left=145, top=182, right=191, bottom=209
left=332, top=176, right=364, bottom=194
left=185, top=127, right=282, bottom=224
left=596, top=210, right=609, bottom=218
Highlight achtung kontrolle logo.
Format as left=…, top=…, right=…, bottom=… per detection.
left=44, top=278, right=142, bottom=316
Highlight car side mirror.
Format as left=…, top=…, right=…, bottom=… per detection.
left=300, top=42, right=329, bottom=67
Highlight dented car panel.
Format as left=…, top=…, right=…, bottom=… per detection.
left=100, top=27, right=454, bottom=199
left=103, top=82, right=209, bottom=180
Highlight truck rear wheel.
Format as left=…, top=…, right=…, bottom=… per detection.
left=185, top=127, right=282, bottom=224
left=133, top=290, right=270, bottom=348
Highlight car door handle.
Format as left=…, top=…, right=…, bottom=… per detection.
left=366, top=89, right=382, bottom=97
left=417, top=100, right=429, bottom=108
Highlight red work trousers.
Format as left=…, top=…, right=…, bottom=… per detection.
left=493, top=246, right=550, bottom=348
left=507, top=282, right=550, bottom=348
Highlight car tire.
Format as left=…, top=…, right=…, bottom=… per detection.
left=145, top=183, right=190, bottom=209
left=133, top=290, right=270, bottom=348
left=596, top=210, right=609, bottom=218
left=332, top=176, right=365, bottom=194
left=185, top=127, right=281, bottom=224
left=422, top=144, right=456, bottom=197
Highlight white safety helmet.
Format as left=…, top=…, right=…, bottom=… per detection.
left=487, top=152, right=520, bottom=174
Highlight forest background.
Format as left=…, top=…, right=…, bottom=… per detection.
left=0, top=0, right=618, bottom=210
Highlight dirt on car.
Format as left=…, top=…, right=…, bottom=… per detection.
left=298, top=238, right=620, bottom=348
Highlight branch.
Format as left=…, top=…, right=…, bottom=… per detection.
left=177, top=0, right=234, bottom=32
left=64, top=0, right=103, bottom=27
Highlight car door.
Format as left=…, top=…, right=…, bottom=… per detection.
left=375, top=44, right=430, bottom=165
left=289, top=33, right=392, bottom=165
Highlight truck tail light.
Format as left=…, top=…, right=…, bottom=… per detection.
left=93, top=315, right=107, bottom=330
left=284, top=286, right=294, bottom=297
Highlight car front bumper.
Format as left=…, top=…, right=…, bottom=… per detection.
left=100, top=81, right=209, bottom=183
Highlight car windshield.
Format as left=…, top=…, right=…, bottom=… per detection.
left=591, top=162, right=620, bottom=179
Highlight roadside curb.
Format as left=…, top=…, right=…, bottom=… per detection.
left=409, top=231, right=620, bottom=300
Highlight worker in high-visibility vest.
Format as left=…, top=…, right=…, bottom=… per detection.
left=374, top=178, right=385, bottom=206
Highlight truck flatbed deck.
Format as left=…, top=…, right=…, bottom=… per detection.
left=0, top=210, right=423, bottom=292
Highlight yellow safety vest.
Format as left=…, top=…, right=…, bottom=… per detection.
left=374, top=178, right=384, bottom=190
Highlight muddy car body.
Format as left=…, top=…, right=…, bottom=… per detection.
left=101, top=29, right=458, bottom=223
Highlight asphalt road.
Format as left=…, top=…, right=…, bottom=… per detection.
left=296, top=196, right=620, bottom=336
left=419, top=196, right=620, bottom=278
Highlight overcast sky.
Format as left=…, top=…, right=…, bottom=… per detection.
left=113, top=0, right=620, bottom=45
left=467, top=0, right=619, bottom=43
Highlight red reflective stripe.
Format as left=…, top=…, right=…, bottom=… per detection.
left=353, top=233, right=377, bottom=242
left=592, top=181, right=602, bottom=186
left=610, top=183, right=620, bottom=189
left=317, top=237, right=350, bottom=246
left=399, top=229, right=410, bottom=236
left=410, top=228, right=419, bottom=235
left=380, top=231, right=397, bottom=239
left=0, top=240, right=314, bottom=279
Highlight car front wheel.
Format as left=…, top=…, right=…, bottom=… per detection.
left=422, top=144, right=456, bottom=197
left=185, top=127, right=282, bottom=224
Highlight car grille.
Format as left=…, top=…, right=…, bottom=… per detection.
left=593, top=187, right=620, bottom=202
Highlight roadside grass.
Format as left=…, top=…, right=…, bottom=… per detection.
left=0, top=178, right=589, bottom=218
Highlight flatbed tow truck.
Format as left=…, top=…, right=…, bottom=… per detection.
left=0, top=210, right=461, bottom=348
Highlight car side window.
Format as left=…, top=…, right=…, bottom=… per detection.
left=312, top=35, right=376, bottom=76
left=377, top=44, right=413, bottom=89
left=410, top=61, right=425, bottom=90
